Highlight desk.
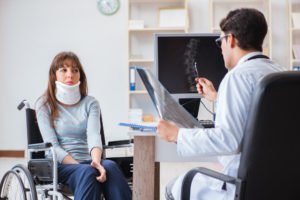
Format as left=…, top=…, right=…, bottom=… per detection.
left=129, top=131, right=217, bottom=200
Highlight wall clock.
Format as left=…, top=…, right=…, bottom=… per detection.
left=97, top=0, right=120, bottom=16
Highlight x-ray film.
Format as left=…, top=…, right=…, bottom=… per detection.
left=136, top=67, right=203, bottom=128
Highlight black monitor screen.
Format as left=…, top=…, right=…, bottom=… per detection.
left=155, top=33, right=227, bottom=94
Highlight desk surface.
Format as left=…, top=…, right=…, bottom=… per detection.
left=128, top=131, right=217, bottom=162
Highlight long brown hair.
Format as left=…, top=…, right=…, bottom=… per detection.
left=44, top=51, right=88, bottom=124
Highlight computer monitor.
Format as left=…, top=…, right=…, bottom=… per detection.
left=155, top=33, right=227, bottom=98
left=154, top=33, right=227, bottom=118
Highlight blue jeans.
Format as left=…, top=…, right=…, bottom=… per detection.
left=58, top=159, right=132, bottom=200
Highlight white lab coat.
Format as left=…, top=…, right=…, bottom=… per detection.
left=171, top=52, right=284, bottom=200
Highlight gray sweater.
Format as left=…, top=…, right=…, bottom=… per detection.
left=36, top=96, right=102, bottom=163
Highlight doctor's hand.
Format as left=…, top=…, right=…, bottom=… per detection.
left=157, top=119, right=179, bottom=143
left=91, top=160, right=107, bottom=183
left=196, top=77, right=217, bottom=102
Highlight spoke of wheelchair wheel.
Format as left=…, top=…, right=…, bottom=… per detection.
left=2, top=175, right=13, bottom=195
left=8, top=177, right=21, bottom=198
left=1, top=171, right=26, bottom=200
left=19, top=173, right=30, bottom=189
left=14, top=166, right=34, bottom=199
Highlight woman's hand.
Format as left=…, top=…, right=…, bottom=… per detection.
left=91, top=160, right=107, bottom=183
left=62, top=154, right=79, bottom=164
left=90, top=147, right=106, bottom=183
left=196, top=77, right=217, bottom=102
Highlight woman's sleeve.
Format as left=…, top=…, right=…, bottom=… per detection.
left=86, top=99, right=102, bottom=154
left=36, top=101, right=68, bottom=163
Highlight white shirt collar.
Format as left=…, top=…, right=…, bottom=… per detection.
left=236, top=51, right=263, bottom=66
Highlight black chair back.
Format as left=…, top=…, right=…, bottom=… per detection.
left=100, top=113, right=106, bottom=147
left=26, top=108, right=45, bottom=159
left=238, top=71, right=300, bottom=200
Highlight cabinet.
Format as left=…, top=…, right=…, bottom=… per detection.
left=289, top=0, right=300, bottom=70
left=209, top=0, right=272, bottom=57
left=127, top=0, right=189, bottom=122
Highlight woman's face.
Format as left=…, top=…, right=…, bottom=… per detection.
left=56, top=59, right=80, bottom=85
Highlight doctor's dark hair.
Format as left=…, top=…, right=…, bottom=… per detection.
left=220, top=8, right=267, bottom=52
left=46, top=51, right=88, bottom=123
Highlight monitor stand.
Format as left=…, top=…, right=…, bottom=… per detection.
left=178, top=98, right=200, bottom=119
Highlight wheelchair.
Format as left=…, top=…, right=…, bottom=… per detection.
left=0, top=100, right=133, bottom=200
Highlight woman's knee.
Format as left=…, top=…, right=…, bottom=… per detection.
left=101, top=159, right=118, bottom=170
left=79, top=165, right=99, bottom=179
left=101, top=159, right=124, bottom=178
left=61, top=164, right=99, bottom=194
left=74, top=165, right=102, bottom=199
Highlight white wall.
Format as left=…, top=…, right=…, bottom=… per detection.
left=0, top=0, right=129, bottom=150
left=0, top=0, right=289, bottom=150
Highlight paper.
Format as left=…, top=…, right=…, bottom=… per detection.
left=292, top=13, right=300, bottom=28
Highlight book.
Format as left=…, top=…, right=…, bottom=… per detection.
left=129, top=67, right=136, bottom=91
left=292, top=44, right=300, bottom=59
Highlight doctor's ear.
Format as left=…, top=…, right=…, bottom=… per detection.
left=228, top=34, right=238, bottom=48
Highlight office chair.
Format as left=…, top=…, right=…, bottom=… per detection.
left=180, top=71, right=300, bottom=200
left=0, top=100, right=133, bottom=200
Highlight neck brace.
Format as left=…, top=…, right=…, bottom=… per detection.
left=55, top=81, right=81, bottom=105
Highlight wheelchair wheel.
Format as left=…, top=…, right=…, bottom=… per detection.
left=12, top=164, right=38, bottom=200
left=0, top=170, right=26, bottom=200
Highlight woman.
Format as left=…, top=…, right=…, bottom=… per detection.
left=36, top=51, right=132, bottom=200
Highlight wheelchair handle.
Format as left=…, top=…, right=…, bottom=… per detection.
left=17, top=100, right=30, bottom=110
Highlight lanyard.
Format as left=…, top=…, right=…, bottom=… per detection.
left=247, top=54, right=269, bottom=61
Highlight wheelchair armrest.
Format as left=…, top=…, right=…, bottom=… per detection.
left=28, top=142, right=52, bottom=150
left=104, top=139, right=133, bottom=149
left=181, top=167, right=243, bottom=200
left=103, top=144, right=133, bottom=149
left=108, top=139, right=133, bottom=146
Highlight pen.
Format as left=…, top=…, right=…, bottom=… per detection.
left=194, top=62, right=199, bottom=77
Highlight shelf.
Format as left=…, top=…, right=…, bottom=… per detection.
left=128, top=0, right=188, bottom=118
left=129, top=90, right=148, bottom=94
left=130, top=0, right=184, bottom=3
left=211, top=27, right=221, bottom=33
left=292, top=59, right=300, bottom=63
left=129, top=59, right=154, bottom=63
left=290, top=0, right=300, bottom=69
left=211, top=0, right=264, bottom=3
left=129, top=27, right=186, bottom=32
left=292, top=28, right=300, bottom=32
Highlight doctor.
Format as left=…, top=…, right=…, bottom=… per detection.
left=157, top=8, right=284, bottom=200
